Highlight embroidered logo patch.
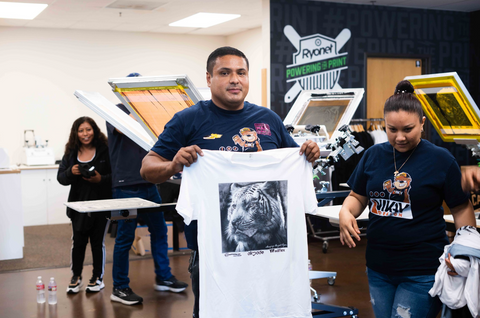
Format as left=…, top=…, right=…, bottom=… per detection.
left=203, top=133, right=223, bottom=140
left=254, top=123, right=271, bottom=136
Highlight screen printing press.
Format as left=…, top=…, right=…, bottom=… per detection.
left=64, top=198, right=186, bottom=252
left=75, top=74, right=204, bottom=152
left=283, top=88, right=365, bottom=175
left=405, top=72, right=480, bottom=157
left=64, top=197, right=163, bottom=220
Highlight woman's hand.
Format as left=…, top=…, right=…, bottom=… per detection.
left=339, top=209, right=361, bottom=248
left=83, top=170, right=102, bottom=183
left=445, top=253, right=458, bottom=276
left=71, top=164, right=81, bottom=176
left=338, top=191, right=367, bottom=248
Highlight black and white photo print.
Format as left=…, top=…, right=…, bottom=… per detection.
left=219, top=181, right=288, bottom=253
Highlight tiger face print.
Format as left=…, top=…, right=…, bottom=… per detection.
left=225, top=181, right=287, bottom=252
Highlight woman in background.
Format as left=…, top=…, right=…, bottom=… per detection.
left=58, top=116, right=112, bottom=294
left=339, top=80, right=476, bottom=318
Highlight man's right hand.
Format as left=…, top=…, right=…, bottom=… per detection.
left=141, top=145, right=203, bottom=184
left=171, top=145, right=204, bottom=172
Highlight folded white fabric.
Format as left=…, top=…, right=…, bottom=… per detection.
left=429, top=226, right=480, bottom=318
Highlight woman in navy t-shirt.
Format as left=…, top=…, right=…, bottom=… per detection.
left=339, top=80, right=477, bottom=318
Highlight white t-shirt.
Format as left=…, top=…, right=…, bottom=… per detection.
left=176, top=148, right=317, bottom=318
left=368, top=129, right=388, bottom=144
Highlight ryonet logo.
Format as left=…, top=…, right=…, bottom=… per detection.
left=284, top=25, right=351, bottom=103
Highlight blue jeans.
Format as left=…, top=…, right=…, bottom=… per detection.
left=112, top=184, right=172, bottom=289
left=367, top=267, right=442, bottom=318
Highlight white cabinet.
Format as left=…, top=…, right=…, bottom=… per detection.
left=0, top=170, right=24, bottom=260
left=21, top=169, right=48, bottom=226
left=20, top=166, right=70, bottom=226
left=46, top=169, right=71, bottom=224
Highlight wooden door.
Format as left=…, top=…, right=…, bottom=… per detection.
left=366, top=57, right=422, bottom=119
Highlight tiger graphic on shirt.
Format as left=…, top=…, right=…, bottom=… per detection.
left=221, top=181, right=287, bottom=253
left=370, top=172, right=413, bottom=219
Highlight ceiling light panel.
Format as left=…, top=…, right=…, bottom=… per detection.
left=169, top=12, right=240, bottom=28
left=0, top=1, right=48, bottom=20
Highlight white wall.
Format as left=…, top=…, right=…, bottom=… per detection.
left=0, top=26, right=264, bottom=165
left=227, top=27, right=263, bottom=106
left=262, top=0, right=271, bottom=108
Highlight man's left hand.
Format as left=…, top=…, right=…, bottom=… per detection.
left=299, top=140, right=320, bottom=163
left=461, top=165, right=480, bottom=192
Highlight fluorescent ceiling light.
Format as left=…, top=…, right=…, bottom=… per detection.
left=0, top=2, right=48, bottom=20
left=169, top=12, right=240, bottom=28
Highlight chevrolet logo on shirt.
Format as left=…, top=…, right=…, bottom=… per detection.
left=203, top=134, right=222, bottom=139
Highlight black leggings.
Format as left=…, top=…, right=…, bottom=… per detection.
left=70, top=217, right=109, bottom=279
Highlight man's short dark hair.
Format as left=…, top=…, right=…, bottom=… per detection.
left=206, top=46, right=249, bottom=74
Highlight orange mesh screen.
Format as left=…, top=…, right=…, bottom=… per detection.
left=121, top=89, right=194, bottom=137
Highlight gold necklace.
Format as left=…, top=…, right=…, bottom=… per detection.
left=393, top=143, right=419, bottom=177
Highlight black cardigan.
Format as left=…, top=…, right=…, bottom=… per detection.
left=57, top=143, right=112, bottom=231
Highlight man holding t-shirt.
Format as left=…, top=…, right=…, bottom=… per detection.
left=140, top=46, right=320, bottom=317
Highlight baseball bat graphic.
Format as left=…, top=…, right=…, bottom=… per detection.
left=285, top=82, right=303, bottom=103
left=283, top=25, right=302, bottom=103
left=335, top=28, right=351, bottom=52
left=284, top=25, right=301, bottom=50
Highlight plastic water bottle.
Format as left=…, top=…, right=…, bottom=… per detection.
left=308, top=259, right=313, bottom=285
left=36, top=276, right=45, bottom=304
left=48, top=277, right=57, bottom=305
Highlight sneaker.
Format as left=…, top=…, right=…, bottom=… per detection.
left=66, top=276, right=82, bottom=294
left=154, top=276, right=188, bottom=293
left=110, top=287, right=143, bottom=305
left=85, top=277, right=105, bottom=293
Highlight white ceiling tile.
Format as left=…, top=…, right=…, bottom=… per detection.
left=0, top=19, right=29, bottom=27
left=111, top=23, right=159, bottom=32
left=148, top=25, right=198, bottom=34
left=52, top=0, right=114, bottom=7
left=68, top=21, right=121, bottom=30
left=25, top=19, right=77, bottom=28
left=37, top=4, right=103, bottom=20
